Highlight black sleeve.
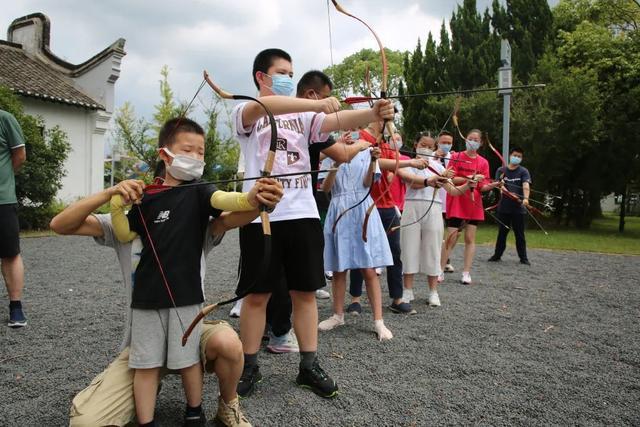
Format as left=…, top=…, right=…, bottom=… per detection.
left=198, top=183, right=223, bottom=219
left=126, top=205, right=142, bottom=235
left=314, top=134, right=336, bottom=152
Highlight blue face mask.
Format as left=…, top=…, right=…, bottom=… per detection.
left=510, top=155, right=522, bottom=165
left=267, top=74, right=294, bottom=96
left=466, top=139, right=481, bottom=151
left=439, top=144, right=452, bottom=154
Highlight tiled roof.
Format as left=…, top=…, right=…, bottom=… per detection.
left=0, top=41, right=104, bottom=110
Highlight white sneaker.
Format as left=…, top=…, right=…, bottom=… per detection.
left=437, top=273, right=444, bottom=283
left=428, top=291, right=441, bottom=306
left=266, top=330, right=299, bottom=353
left=316, top=289, right=331, bottom=299
left=401, top=288, right=415, bottom=303
left=375, top=267, right=382, bottom=276
left=318, top=314, right=345, bottom=331
left=444, top=264, right=455, bottom=273
left=229, top=299, right=242, bottom=318
left=461, top=272, right=472, bottom=285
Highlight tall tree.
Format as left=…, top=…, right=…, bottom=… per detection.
left=491, top=0, right=554, bottom=81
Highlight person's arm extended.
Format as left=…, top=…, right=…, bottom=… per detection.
left=210, top=211, right=260, bottom=235
left=378, top=157, right=427, bottom=172
left=397, top=168, right=427, bottom=189
left=211, top=178, right=283, bottom=211
left=443, top=180, right=471, bottom=196
left=11, top=147, right=26, bottom=172
left=241, top=96, right=340, bottom=129
left=320, top=100, right=394, bottom=134
left=50, top=180, right=145, bottom=237
left=210, top=191, right=256, bottom=212
left=322, top=140, right=370, bottom=163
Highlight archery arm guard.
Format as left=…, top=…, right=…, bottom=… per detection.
left=110, top=195, right=138, bottom=243
left=210, top=190, right=256, bottom=212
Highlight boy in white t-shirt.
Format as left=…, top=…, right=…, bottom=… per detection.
left=234, top=49, right=394, bottom=398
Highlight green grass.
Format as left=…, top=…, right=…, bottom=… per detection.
left=476, top=213, right=640, bottom=256
left=19, top=213, right=640, bottom=255
left=20, top=229, right=56, bottom=238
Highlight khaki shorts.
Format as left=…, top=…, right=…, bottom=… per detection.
left=69, top=320, right=233, bottom=427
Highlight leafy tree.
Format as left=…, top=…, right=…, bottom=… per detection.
left=112, top=67, right=240, bottom=189
left=0, top=86, right=71, bottom=229
left=323, top=48, right=405, bottom=99
left=491, top=0, right=554, bottom=81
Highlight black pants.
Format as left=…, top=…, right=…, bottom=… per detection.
left=266, top=278, right=292, bottom=337
left=349, top=207, right=403, bottom=300
left=493, top=211, right=528, bottom=261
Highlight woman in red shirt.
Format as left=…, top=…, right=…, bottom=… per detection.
left=443, top=129, right=500, bottom=285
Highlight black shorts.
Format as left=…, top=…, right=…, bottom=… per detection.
left=236, top=218, right=325, bottom=295
left=447, top=217, right=480, bottom=228
left=0, top=204, right=20, bottom=258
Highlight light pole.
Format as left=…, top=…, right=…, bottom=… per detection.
left=499, top=39, right=512, bottom=162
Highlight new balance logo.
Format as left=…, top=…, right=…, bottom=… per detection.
left=154, top=210, right=170, bottom=223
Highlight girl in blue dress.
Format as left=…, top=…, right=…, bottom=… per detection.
left=319, top=131, right=393, bottom=341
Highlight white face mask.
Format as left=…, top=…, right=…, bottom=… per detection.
left=416, top=147, right=433, bottom=156
left=162, top=147, right=205, bottom=181
left=390, top=139, right=403, bottom=150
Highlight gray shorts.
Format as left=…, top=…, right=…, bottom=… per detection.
left=129, top=304, right=202, bottom=370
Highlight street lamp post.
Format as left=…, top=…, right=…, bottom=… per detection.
left=499, top=39, right=512, bottom=162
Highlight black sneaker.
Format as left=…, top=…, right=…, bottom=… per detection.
left=520, top=259, right=531, bottom=265
left=183, top=411, right=206, bottom=427
left=296, top=359, right=338, bottom=398
left=8, top=306, right=27, bottom=328
left=237, top=364, right=262, bottom=398
left=389, top=302, right=416, bottom=314
left=487, top=255, right=501, bottom=262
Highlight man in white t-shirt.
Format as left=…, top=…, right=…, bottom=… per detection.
left=233, top=49, right=394, bottom=399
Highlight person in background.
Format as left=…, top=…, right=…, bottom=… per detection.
left=441, top=129, right=500, bottom=285
left=0, top=109, right=27, bottom=328
left=398, top=133, right=469, bottom=307
left=488, top=146, right=532, bottom=265
left=347, top=121, right=428, bottom=315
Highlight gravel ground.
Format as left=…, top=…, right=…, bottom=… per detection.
left=1, top=231, right=639, bottom=426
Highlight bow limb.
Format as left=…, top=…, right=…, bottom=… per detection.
left=331, top=0, right=400, bottom=241
left=451, top=97, right=466, bottom=140
left=182, top=71, right=278, bottom=346
left=330, top=0, right=397, bottom=239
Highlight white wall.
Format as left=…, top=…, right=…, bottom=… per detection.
left=21, top=98, right=105, bottom=202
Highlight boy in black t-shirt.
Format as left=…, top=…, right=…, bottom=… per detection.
left=110, top=117, right=282, bottom=427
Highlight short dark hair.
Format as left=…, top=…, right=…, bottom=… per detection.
left=438, top=130, right=453, bottom=139
left=158, top=117, right=205, bottom=148
left=296, top=70, right=333, bottom=97
left=252, top=48, right=292, bottom=89
left=510, top=146, right=524, bottom=155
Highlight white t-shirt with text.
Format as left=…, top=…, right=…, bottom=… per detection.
left=233, top=102, right=329, bottom=222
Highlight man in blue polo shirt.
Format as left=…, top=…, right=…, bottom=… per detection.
left=488, top=146, right=532, bottom=265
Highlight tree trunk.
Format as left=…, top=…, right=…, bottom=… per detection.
left=619, top=186, right=627, bottom=233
